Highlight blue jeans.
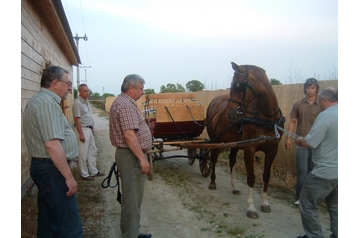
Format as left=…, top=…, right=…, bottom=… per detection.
left=295, top=146, right=314, bottom=200
left=30, top=159, right=83, bottom=238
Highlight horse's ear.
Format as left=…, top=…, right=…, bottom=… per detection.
left=231, top=62, right=238, bottom=70
left=231, top=62, right=241, bottom=74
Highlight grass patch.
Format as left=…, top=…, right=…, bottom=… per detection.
left=153, top=158, right=251, bottom=237
left=90, top=101, right=105, bottom=111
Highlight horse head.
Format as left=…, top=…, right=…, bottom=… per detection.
left=227, top=62, right=276, bottom=122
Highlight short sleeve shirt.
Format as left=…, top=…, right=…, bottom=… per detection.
left=305, top=104, right=338, bottom=179
left=73, top=97, right=94, bottom=127
left=109, top=93, right=152, bottom=152
left=290, top=98, right=321, bottom=137
left=23, top=88, right=78, bottom=160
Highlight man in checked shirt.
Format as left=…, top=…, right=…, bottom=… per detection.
left=109, top=74, right=153, bottom=238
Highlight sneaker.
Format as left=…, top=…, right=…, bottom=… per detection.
left=81, top=176, right=95, bottom=181
left=294, top=200, right=299, bottom=205
left=92, top=171, right=105, bottom=177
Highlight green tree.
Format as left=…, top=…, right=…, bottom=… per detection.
left=160, top=83, right=186, bottom=93
left=89, top=92, right=102, bottom=100
left=270, top=78, right=282, bottom=85
left=73, top=88, right=78, bottom=99
left=144, top=88, right=155, bottom=94
left=102, top=93, right=115, bottom=99
left=186, top=80, right=205, bottom=92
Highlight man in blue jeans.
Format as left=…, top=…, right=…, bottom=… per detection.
left=23, top=66, right=83, bottom=237
left=296, top=87, right=338, bottom=238
left=285, top=78, right=321, bottom=205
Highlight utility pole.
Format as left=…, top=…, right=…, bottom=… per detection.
left=73, top=33, right=88, bottom=88
left=80, top=66, right=91, bottom=84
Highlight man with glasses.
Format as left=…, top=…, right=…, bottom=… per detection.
left=285, top=78, right=321, bottom=205
left=73, top=83, right=105, bottom=181
left=109, top=74, right=153, bottom=238
left=23, top=66, right=83, bottom=237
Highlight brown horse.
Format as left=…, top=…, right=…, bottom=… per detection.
left=206, top=62, right=285, bottom=219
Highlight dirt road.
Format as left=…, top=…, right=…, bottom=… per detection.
left=91, top=107, right=332, bottom=238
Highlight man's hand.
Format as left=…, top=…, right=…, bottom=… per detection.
left=139, top=158, right=150, bottom=175
left=79, top=133, right=85, bottom=142
left=295, top=136, right=312, bottom=148
left=45, top=139, right=78, bottom=196
left=285, top=137, right=292, bottom=150
left=65, top=177, right=78, bottom=196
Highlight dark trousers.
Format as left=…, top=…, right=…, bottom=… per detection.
left=299, top=173, right=338, bottom=238
left=115, top=148, right=146, bottom=238
left=30, top=159, right=83, bottom=238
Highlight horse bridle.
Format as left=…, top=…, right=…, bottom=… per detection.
left=207, top=66, right=285, bottom=141
left=228, top=69, right=282, bottom=118
left=227, top=69, right=258, bottom=115
left=225, top=68, right=284, bottom=138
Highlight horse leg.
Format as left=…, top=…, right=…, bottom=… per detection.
left=244, top=148, right=258, bottom=219
left=229, top=148, right=241, bottom=195
left=260, top=148, right=278, bottom=213
left=209, top=149, right=218, bottom=190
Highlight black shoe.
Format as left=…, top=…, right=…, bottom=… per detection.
left=91, top=171, right=105, bottom=177
left=297, top=235, right=307, bottom=238
left=81, top=176, right=95, bottom=181
left=138, top=233, right=152, bottom=238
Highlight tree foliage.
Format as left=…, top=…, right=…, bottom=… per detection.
left=160, top=83, right=186, bottom=93
left=186, top=80, right=205, bottom=92
left=89, top=91, right=102, bottom=100
left=102, top=93, right=115, bottom=98
left=270, top=78, right=282, bottom=85
left=144, top=88, right=155, bottom=94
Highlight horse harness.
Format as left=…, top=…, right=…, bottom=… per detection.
left=212, top=69, right=286, bottom=141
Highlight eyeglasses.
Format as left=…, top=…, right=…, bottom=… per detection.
left=58, top=80, right=72, bottom=87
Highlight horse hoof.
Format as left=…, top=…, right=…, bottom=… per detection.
left=246, top=210, right=259, bottom=219
left=232, top=189, right=241, bottom=195
left=208, top=184, right=216, bottom=190
left=260, top=205, right=271, bottom=213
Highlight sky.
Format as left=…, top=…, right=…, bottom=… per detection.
left=62, top=0, right=338, bottom=95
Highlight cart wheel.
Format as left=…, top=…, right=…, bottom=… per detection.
left=147, top=153, right=154, bottom=180
left=187, top=148, right=197, bottom=165
left=199, top=149, right=212, bottom=177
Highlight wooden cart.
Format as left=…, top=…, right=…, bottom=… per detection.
left=142, top=93, right=209, bottom=180
left=142, top=93, right=277, bottom=180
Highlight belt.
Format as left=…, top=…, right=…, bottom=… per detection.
left=32, top=157, right=52, bottom=162
left=85, top=126, right=93, bottom=129
left=117, top=147, right=148, bottom=153
left=32, top=157, right=75, bottom=163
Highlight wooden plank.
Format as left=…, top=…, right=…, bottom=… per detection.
left=155, top=105, right=204, bottom=122
left=145, top=93, right=196, bottom=100
left=21, top=4, right=70, bottom=69
left=21, top=35, right=43, bottom=66
left=21, top=77, right=40, bottom=92
left=144, top=102, right=197, bottom=108
left=152, top=139, right=207, bottom=146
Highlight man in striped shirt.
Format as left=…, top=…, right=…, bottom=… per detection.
left=23, top=66, right=83, bottom=238
left=109, top=74, right=153, bottom=238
